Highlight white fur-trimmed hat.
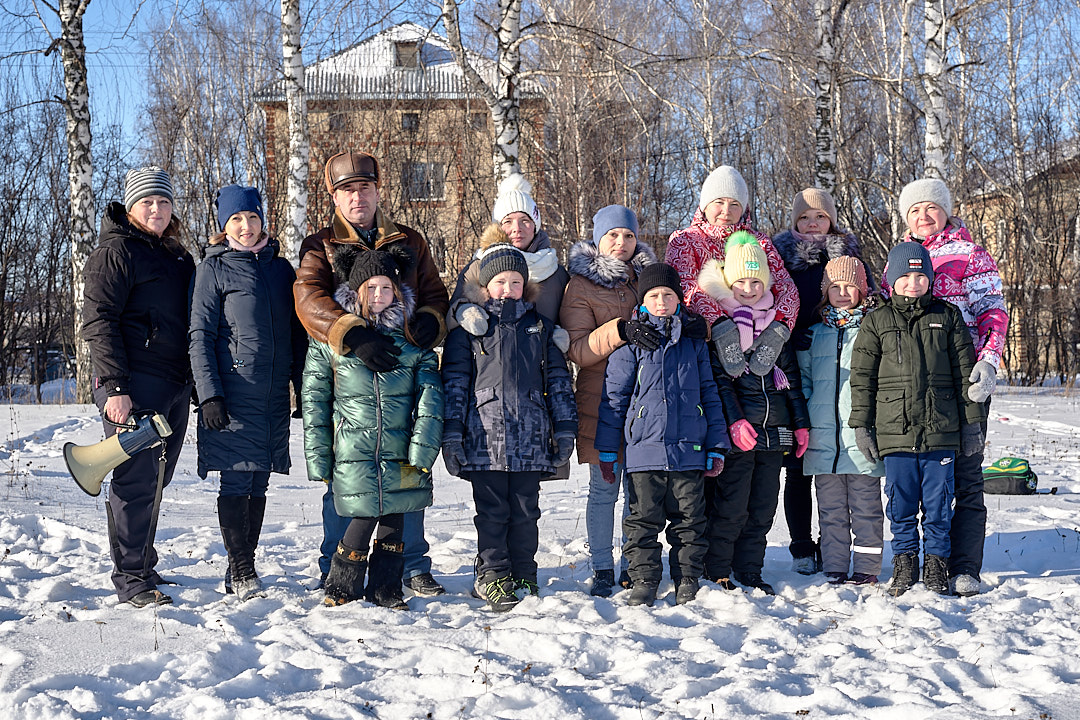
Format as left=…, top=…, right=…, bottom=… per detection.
left=698, top=165, right=749, bottom=212
left=492, top=173, right=541, bottom=229
left=898, top=178, right=952, bottom=218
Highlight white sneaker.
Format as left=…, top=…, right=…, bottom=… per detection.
left=951, top=574, right=980, bottom=597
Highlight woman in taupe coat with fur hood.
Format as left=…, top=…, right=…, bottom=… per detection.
left=559, top=205, right=659, bottom=598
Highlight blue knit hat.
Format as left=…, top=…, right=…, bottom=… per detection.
left=591, top=205, right=639, bottom=245
left=215, top=185, right=264, bottom=231
left=886, top=241, right=935, bottom=289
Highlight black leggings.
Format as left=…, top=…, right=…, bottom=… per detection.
left=342, top=513, right=405, bottom=551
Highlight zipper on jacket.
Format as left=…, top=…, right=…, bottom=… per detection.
left=373, top=369, right=384, bottom=516
left=832, top=329, right=844, bottom=474
left=896, top=331, right=902, bottom=365
left=761, top=374, right=771, bottom=450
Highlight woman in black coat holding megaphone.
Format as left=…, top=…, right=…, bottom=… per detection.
left=83, top=166, right=195, bottom=608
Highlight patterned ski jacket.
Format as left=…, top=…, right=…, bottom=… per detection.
left=892, top=219, right=1009, bottom=369
left=665, top=210, right=799, bottom=329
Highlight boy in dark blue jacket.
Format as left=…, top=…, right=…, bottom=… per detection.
left=596, top=263, right=729, bottom=607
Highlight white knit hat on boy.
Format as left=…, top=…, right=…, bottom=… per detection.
left=698, top=165, right=749, bottom=212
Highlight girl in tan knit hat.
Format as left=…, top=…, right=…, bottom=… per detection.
left=796, top=256, right=885, bottom=587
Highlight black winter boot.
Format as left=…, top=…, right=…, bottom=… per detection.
left=627, top=582, right=658, bottom=607
left=590, top=569, right=616, bottom=598
left=324, top=542, right=368, bottom=606
left=367, top=540, right=408, bottom=610
left=889, top=552, right=917, bottom=597
left=923, top=554, right=949, bottom=595
left=218, top=496, right=264, bottom=601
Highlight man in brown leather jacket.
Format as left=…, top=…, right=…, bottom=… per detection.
left=295, top=151, right=450, bottom=369
left=295, top=151, right=451, bottom=597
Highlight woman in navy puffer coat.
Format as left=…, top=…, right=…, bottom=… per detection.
left=189, top=185, right=305, bottom=601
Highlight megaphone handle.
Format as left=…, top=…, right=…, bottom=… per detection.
left=140, top=447, right=169, bottom=580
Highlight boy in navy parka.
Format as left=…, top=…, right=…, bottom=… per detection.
left=596, top=263, right=729, bottom=607
left=441, top=232, right=578, bottom=613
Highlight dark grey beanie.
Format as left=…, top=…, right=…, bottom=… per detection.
left=886, top=241, right=935, bottom=289
left=478, top=245, right=529, bottom=287
left=124, top=166, right=174, bottom=211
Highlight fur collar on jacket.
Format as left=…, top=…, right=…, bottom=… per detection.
left=772, top=228, right=862, bottom=272
left=462, top=277, right=541, bottom=306
left=334, top=283, right=417, bottom=333
left=567, top=240, right=657, bottom=289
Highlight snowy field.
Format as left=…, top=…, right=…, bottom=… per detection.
left=1, top=388, right=1079, bottom=720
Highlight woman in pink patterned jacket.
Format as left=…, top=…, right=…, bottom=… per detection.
left=665, top=165, right=799, bottom=378
left=894, top=177, right=1009, bottom=598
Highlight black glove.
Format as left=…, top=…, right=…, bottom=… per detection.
left=442, top=436, right=466, bottom=476
left=961, top=423, right=984, bottom=457
left=747, top=321, right=791, bottom=376
left=792, top=327, right=813, bottom=352
left=200, top=397, right=229, bottom=431
left=618, top=318, right=662, bottom=351
left=680, top=312, right=708, bottom=340
left=553, top=435, right=575, bottom=466
left=410, top=311, right=441, bottom=349
left=711, top=318, right=746, bottom=376
left=344, top=324, right=401, bottom=372
left=854, top=427, right=879, bottom=465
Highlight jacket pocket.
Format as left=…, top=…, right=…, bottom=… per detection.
left=928, top=386, right=960, bottom=433
left=527, top=388, right=553, bottom=442
left=876, top=388, right=907, bottom=431
left=626, top=404, right=647, bottom=442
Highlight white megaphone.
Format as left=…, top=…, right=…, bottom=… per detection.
left=64, top=411, right=173, bottom=497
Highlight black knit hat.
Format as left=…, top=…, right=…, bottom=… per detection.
left=637, top=262, right=683, bottom=304
left=332, top=244, right=415, bottom=292
left=886, top=241, right=935, bottom=289
left=477, top=245, right=529, bottom=287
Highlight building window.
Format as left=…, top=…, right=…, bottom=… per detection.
left=395, top=41, right=421, bottom=68
left=328, top=114, right=347, bottom=133
left=470, top=112, right=486, bottom=132
left=401, top=113, right=420, bottom=132
left=403, top=161, right=446, bottom=201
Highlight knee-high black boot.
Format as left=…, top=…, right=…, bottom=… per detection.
left=218, top=496, right=264, bottom=601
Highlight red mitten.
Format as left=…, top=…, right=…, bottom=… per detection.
left=729, top=419, right=759, bottom=452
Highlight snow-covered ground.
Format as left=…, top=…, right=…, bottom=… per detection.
left=1, top=388, right=1078, bottom=720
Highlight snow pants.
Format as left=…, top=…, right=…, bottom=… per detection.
left=623, top=469, right=707, bottom=585
left=815, top=472, right=884, bottom=576
left=883, top=450, right=955, bottom=558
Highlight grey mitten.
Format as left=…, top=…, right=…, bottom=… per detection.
left=968, top=360, right=997, bottom=403
left=442, top=436, right=466, bottom=476
left=854, top=427, right=880, bottom=465
left=961, top=423, right=984, bottom=457
left=456, top=303, right=489, bottom=336
left=711, top=319, right=745, bottom=377
left=747, top=321, right=791, bottom=376
left=552, top=326, right=570, bottom=354
left=553, top=434, right=575, bottom=465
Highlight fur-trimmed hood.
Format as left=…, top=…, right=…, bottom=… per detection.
left=773, top=228, right=862, bottom=273
left=333, top=282, right=417, bottom=332
left=567, top=240, right=657, bottom=289
left=697, top=256, right=771, bottom=302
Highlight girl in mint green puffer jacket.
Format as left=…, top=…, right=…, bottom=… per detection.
left=303, top=246, right=443, bottom=609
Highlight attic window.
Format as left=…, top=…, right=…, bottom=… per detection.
left=402, top=113, right=420, bottom=132
left=395, top=41, right=421, bottom=68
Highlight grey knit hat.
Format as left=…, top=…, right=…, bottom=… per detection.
left=898, top=178, right=952, bottom=219
left=698, top=165, right=749, bottom=212
left=886, top=241, right=935, bottom=289
left=124, top=166, right=174, bottom=211
left=477, top=245, right=529, bottom=287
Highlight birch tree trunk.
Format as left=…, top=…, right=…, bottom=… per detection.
left=280, top=0, right=308, bottom=262
left=442, top=0, right=523, bottom=183
left=812, top=0, right=846, bottom=193
left=921, top=0, right=949, bottom=179
left=49, top=0, right=95, bottom=402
